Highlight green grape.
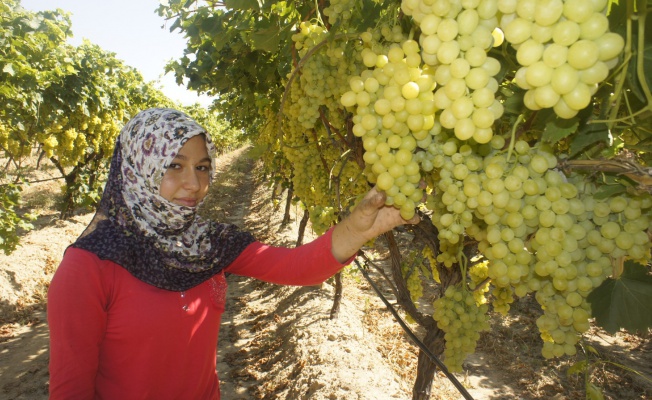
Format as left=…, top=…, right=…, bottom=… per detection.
left=432, top=284, right=490, bottom=372
left=500, top=0, right=624, bottom=117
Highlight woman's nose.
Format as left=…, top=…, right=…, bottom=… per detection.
left=183, top=169, right=201, bottom=191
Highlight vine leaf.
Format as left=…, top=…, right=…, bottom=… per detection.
left=624, top=39, right=652, bottom=103
left=250, top=25, right=281, bottom=52
left=586, top=383, right=606, bottom=400
left=587, top=261, right=652, bottom=334
left=502, top=90, right=524, bottom=116
left=567, top=360, right=588, bottom=376
left=628, top=138, right=652, bottom=155
left=569, top=122, right=610, bottom=157
left=593, top=183, right=626, bottom=199
left=224, top=0, right=259, bottom=11
left=542, top=114, right=579, bottom=145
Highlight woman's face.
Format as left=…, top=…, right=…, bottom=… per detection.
left=159, top=135, right=211, bottom=207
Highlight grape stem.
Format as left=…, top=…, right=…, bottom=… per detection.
left=635, top=8, right=652, bottom=109
left=458, top=247, right=468, bottom=289
left=319, top=106, right=347, bottom=149
left=313, top=0, right=324, bottom=26
left=506, top=114, right=525, bottom=163
left=328, top=150, right=353, bottom=212
left=0, top=146, right=19, bottom=173
left=560, top=159, right=652, bottom=192
left=308, top=129, right=330, bottom=171
left=472, top=277, right=490, bottom=293
left=600, top=2, right=652, bottom=129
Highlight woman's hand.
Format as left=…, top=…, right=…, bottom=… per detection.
left=331, top=187, right=420, bottom=263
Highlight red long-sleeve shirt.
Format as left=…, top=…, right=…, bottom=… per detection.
left=47, top=229, right=348, bottom=399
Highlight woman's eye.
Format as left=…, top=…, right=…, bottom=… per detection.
left=197, top=165, right=210, bottom=172
left=167, top=163, right=180, bottom=170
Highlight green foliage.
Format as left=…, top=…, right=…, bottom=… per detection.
left=0, top=0, right=73, bottom=121
left=156, top=0, right=298, bottom=133
left=34, top=41, right=161, bottom=217
left=1, top=2, right=187, bottom=251
left=184, top=104, right=247, bottom=152
left=0, top=0, right=72, bottom=253
left=0, top=181, right=35, bottom=255
left=588, top=261, right=652, bottom=334
left=541, top=111, right=580, bottom=145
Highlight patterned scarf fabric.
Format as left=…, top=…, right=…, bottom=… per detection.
left=72, top=108, right=255, bottom=291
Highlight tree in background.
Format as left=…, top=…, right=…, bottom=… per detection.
left=0, top=1, right=247, bottom=254
left=0, top=0, right=72, bottom=253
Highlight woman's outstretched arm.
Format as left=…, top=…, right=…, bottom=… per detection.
left=226, top=187, right=419, bottom=284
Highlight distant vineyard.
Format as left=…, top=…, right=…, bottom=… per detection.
left=0, top=0, right=247, bottom=253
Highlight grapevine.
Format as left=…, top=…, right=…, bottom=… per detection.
left=159, top=0, right=652, bottom=397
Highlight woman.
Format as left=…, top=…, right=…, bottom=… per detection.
left=47, top=107, right=418, bottom=399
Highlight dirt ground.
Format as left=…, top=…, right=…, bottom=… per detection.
left=1, top=147, right=651, bottom=400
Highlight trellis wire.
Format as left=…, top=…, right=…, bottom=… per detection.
left=354, top=259, right=475, bottom=400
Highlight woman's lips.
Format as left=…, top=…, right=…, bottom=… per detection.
left=175, top=198, right=198, bottom=207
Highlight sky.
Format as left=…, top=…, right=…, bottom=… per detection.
left=20, top=0, right=215, bottom=107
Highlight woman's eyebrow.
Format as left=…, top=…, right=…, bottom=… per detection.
left=172, top=154, right=211, bottom=163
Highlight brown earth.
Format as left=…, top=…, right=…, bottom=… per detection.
left=1, top=147, right=651, bottom=400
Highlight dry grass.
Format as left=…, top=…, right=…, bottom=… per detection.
left=361, top=306, right=419, bottom=383
left=0, top=255, right=58, bottom=330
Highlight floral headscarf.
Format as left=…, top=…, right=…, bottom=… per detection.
left=71, top=108, right=255, bottom=291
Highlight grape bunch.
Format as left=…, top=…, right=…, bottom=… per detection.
left=0, top=121, right=31, bottom=159
left=432, top=284, right=490, bottom=372
left=322, top=0, right=357, bottom=25
left=499, top=0, right=625, bottom=118
left=282, top=21, right=371, bottom=230
left=406, top=268, right=425, bottom=303
left=469, top=260, right=491, bottom=305
left=402, top=0, right=504, bottom=143
left=423, top=128, right=652, bottom=357
left=341, top=30, right=433, bottom=220
left=424, top=134, right=508, bottom=271
left=308, top=205, right=337, bottom=236
left=291, top=22, right=328, bottom=54
left=422, top=245, right=441, bottom=284
left=290, top=22, right=350, bottom=129
left=38, top=112, right=122, bottom=168
left=491, top=286, right=515, bottom=314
